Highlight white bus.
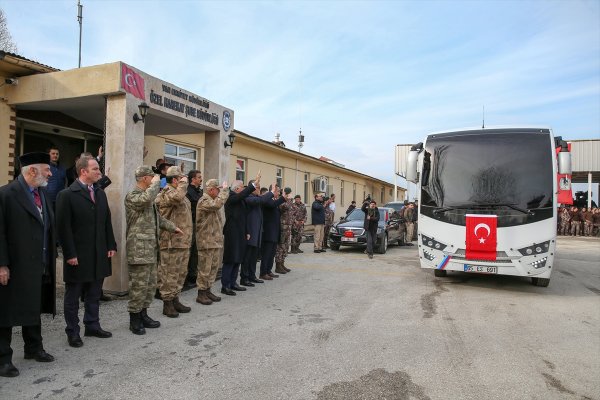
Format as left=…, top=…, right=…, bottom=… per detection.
left=406, top=127, right=571, bottom=287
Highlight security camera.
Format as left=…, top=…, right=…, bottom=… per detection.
left=4, top=78, right=18, bottom=85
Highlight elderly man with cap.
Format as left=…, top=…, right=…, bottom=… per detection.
left=0, top=152, right=57, bottom=378
left=195, top=179, right=229, bottom=305
left=274, top=187, right=293, bottom=274
left=290, top=194, right=307, bottom=254
left=124, top=166, right=182, bottom=335
left=155, top=166, right=193, bottom=318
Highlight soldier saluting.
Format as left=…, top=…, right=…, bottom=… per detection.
left=124, top=166, right=183, bottom=335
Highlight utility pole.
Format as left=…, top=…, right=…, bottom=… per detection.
left=77, top=0, right=83, bottom=68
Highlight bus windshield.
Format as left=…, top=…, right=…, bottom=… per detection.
left=420, top=131, right=554, bottom=227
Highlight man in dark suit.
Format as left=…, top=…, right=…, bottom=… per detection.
left=240, top=181, right=274, bottom=286
left=56, top=155, right=117, bottom=348
left=259, top=185, right=285, bottom=280
left=0, top=152, right=57, bottom=378
left=184, top=169, right=203, bottom=290
left=221, top=177, right=259, bottom=295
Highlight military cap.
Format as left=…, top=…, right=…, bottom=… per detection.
left=166, top=166, right=184, bottom=178
left=205, top=179, right=219, bottom=188
left=19, top=152, right=50, bottom=167
left=134, top=165, right=155, bottom=178
left=284, top=187, right=292, bottom=194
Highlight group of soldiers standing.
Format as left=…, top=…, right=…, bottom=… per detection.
left=558, top=206, right=600, bottom=237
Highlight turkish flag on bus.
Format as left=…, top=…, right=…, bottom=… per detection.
left=465, top=214, right=497, bottom=260
left=121, top=63, right=145, bottom=100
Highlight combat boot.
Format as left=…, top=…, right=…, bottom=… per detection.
left=129, top=312, right=146, bottom=335
left=275, top=262, right=287, bottom=274
left=140, top=308, right=160, bottom=328
left=297, top=247, right=304, bottom=253
left=196, top=290, right=213, bottom=305
left=173, top=297, right=191, bottom=313
left=282, top=261, right=291, bottom=272
left=290, top=246, right=298, bottom=254
left=206, top=288, right=221, bottom=302
left=163, top=300, right=179, bottom=318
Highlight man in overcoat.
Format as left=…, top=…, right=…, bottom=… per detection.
left=195, top=179, right=229, bottom=305
left=184, top=169, right=203, bottom=289
left=259, top=185, right=285, bottom=280
left=221, top=178, right=258, bottom=295
left=56, top=155, right=117, bottom=348
left=125, top=166, right=181, bottom=335
left=155, top=166, right=193, bottom=318
left=0, top=152, right=57, bottom=378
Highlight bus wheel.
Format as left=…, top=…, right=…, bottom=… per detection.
left=531, top=277, right=550, bottom=287
left=434, top=269, right=447, bottom=277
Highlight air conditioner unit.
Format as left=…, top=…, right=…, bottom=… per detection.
left=312, top=177, right=328, bottom=193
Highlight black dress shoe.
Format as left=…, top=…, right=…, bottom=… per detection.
left=220, top=287, right=236, bottom=296
left=250, top=277, right=264, bottom=283
left=67, top=335, right=84, bottom=348
left=231, top=284, right=247, bottom=291
left=84, top=328, right=112, bottom=338
left=24, top=350, right=54, bottom=363
left=0, top=362, right=19, bottom=377
left=240, top=280, right=255, bottom=287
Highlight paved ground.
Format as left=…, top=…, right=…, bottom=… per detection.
left=1, top=236, right=599, bottom=400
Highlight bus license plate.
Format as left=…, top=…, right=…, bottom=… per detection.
left=341, top=237, right=357, bottom=242
left=464, top=265, right=497, bottom=274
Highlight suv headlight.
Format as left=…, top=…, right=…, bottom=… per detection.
left=421, top=234, right=447, bottom=251
left=518, top=240, right=550, bottom=256
left=330, top=227, right=337, bottom=234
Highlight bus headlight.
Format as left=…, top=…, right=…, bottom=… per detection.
left=530, top=257, right=548, bottom=269
left=421, top=234, right=447, bottom=251
left=330, top=227, right=337, bottom=234
left=518, top=241, right=550, bottom=256
left=423, top=249, right=435, bottom=261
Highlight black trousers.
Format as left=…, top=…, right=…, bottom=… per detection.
left=221, top=263, right=240, bottom=289
left=259, top=241, right=277, bottom=276
left=241, top=245, right=259, bottom=281
left=0, top=322, right=43, bottom=364
left=187, top=231, right=198, bottom=282
left=64, top=279, right=103, bottom=336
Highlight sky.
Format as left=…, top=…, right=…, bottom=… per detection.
left=2, top=0, right=599, bottom=196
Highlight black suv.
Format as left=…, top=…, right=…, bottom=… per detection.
left=328, top=207, right=403, bottom=254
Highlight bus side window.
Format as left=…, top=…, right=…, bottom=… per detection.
left=422, top=151, right=431, bottom=187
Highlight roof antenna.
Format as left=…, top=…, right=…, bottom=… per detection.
left=482, top=105, right=485, bottom=129
left=77, top=0, right=83, bottom=68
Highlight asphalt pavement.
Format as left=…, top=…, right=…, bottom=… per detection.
left=1, top=236, right=598, bottom=400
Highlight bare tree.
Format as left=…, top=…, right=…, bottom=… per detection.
left=0, top=9, right=18, bottom=53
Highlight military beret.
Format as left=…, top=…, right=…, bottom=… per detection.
left=166, top=166, right=184, bottom=178
left=135, top=165, right=155, bottom=178
left=19, top=152, right=50, bottom=167
left=284, top=187, right=292, bottom=194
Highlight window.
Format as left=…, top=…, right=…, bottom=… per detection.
left=353, top=183, right=356, bottom=202
left=276, top=167, right=283, bottom=189
left=304, top=173, right=309, bottom=203
left=236, top=159, right=246, bottom=182
left=164, top=143, right=197, bottom=172
left=340, top=180, right=345, bottom=206
left=380, top=187, right=384, bottom=203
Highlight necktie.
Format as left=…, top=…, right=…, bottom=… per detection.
left=32, top=189, right=42, bottom=209
left=88, top=186, right=95, bottom=203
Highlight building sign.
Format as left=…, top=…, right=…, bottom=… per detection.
left=149, top=83, right=224, bottom=127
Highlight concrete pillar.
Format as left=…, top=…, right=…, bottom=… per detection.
left=204, top=130, right=230, bottom=183
left=588, top=172, right=592, bottom=209
left=103, top=94, right=145, bottom=294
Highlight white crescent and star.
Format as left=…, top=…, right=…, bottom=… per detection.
left=125, top=73, right=137, bottom=87
left=474, top=223, right=491, bottom=243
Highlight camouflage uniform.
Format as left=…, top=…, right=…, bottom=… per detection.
left=290, top=201, right=307, bottom=252
left=275, top=198, right=293, bottom=264
left=155, top=178, right=192, bottom=301
left=125, top=178, right=177, bottom=313
left=583, top=209, right=594, bottom=236
left=323, top=204, right=334, bottom=248
left=570, top=208, right=582, bottom=236
left=559, top=207, right=571, bottom=236
left=196, top=187, right=229, bottom=290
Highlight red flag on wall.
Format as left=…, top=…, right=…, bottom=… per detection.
left=465, top=214, right=497, bottom=260
left=121, top=63, right=145, bottom=100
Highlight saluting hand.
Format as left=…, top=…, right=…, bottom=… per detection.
left=67, top=257, right=79, bottom=266
left=174, top=227, right=184, bottom=235
left=151, top=174, right=160, bottom=184
left=108, top=250, right=116, bottom=258
left=0, top=266, right=9, bottom=286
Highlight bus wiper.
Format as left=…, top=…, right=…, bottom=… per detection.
left=432, top=204, right=474, bottom=215
left=480, top=203, right=534, bottom=215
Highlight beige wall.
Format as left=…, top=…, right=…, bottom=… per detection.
left=143, top=133, right=205, bottom=174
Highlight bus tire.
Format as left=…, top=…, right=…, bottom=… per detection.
left=434, top=269, right=447, bottom=277
left=532, top=277, right=550, bottom=287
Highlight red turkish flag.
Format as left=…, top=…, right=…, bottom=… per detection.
left=121, top=63, right=145, bottom=100
left=465, top=214, right=497, bottom=260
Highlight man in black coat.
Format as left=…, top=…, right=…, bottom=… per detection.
left=240, top=182, right=274, bottom=286
left=259, top=185, right=286, bottom=280
left=221, top=178, right=259, bottom=295
left=311, top=194, right=326, bottom=253
left=184, top=169, right=203, bottom=289
left=56, top=155, right=117, bottom=348
left=362, top=200, right=380, bottom=259
left=0, top=152, right=57, bottom=378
